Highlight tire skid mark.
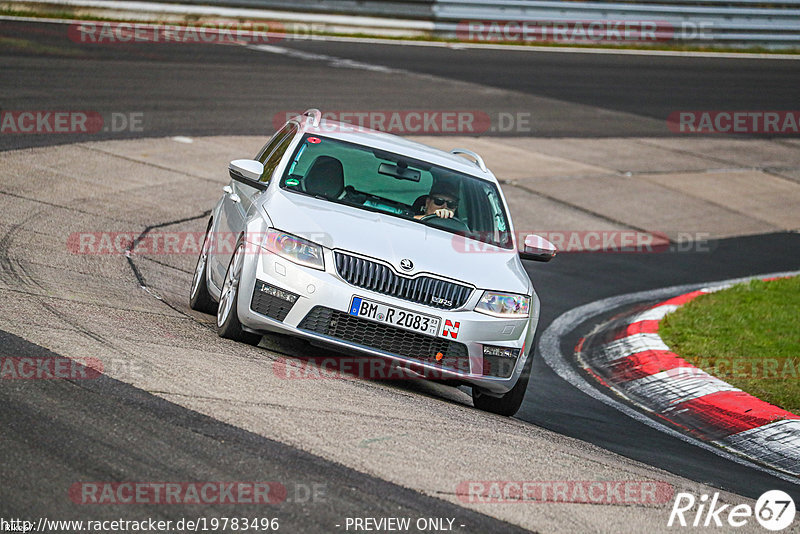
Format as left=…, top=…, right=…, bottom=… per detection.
left=124, top=210, right=211, bottom=321
left=0, top=214, right=47, bottom=290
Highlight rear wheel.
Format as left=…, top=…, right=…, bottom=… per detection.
left=472, top=351, right=533, bottom=417
left=216, top=237, right=261, bottom=346
left=189, top=219, right=216, bottom=314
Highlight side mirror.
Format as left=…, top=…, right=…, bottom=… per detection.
left=229, top=159, right=267, bottom=190
left=519, top=234, right=557, bottom=262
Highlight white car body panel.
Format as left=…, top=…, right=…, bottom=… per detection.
left=201, top=113, right=549, bottom=397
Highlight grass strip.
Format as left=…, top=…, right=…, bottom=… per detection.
left=660, top=276, right=800, bottom=414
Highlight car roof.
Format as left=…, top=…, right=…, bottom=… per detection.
left=290, top=114, right=498, bottom=183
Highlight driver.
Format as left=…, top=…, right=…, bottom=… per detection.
left=415, top=181, right=459, bottom=220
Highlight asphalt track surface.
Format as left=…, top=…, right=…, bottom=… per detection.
left=524, top=232, right=800, bottom=500
left=2, top=18, right=800, bottom=530
left=1, top=19, right=800, bottom=150
left=0, top=330, right=527, bottom=532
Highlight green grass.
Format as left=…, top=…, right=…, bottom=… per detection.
left=660, top=276, right=800, bottom=414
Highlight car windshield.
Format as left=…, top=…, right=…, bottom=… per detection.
left=279, top=134, right=513, bottom=249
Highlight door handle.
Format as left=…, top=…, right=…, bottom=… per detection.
left=222, top=185, right=233, bottom=194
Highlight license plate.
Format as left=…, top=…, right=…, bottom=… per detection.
left=348, top=296, right=441, bottom=336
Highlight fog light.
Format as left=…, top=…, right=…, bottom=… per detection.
left=482, top=345, right=520, bottom=378
left=483, top=345, right=520, bottom=359
left=258, top=282, right=299, bottom=303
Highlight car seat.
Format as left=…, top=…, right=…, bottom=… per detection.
left=303, top=156, right=344, bottom=198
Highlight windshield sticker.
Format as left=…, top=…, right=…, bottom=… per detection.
left=288, top=144, right=307, bottom=175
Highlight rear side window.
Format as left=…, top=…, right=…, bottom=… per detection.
left=256, top=122, right=296, bottom=164
left=260, top=125, right=298, bottom=182
left=259, top=123, right=298, bottom=182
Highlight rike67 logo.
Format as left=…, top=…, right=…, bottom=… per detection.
left=668, top=490, right=796, bottom=531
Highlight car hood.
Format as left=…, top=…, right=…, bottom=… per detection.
left=262, top=190, right=531, bottom=294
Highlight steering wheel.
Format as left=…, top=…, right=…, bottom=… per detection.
left=420, top=213, right=470, bottom=232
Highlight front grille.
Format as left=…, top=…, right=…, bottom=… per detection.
left=298, top=306, right=470, bottom=373
left=334, top=252, right=472, bottom=310
left=250, top=280, right=298, bottom=322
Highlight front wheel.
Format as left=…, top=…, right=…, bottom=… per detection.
left=472, top=351, right=533, bottom=417
left=189, top=219, right=217, bottom=314
left=216, top=237, right=261, bottom=346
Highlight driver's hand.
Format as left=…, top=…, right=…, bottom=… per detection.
left=434, top=209, right=454, bottom=219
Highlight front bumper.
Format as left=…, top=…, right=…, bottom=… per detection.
left=236, top=245, right=538, bottom=395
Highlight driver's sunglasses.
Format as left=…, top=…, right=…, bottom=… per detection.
left=431, top=196, right=459, bottom=209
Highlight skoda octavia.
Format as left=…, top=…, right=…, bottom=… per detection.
left=190, top=109, right=555, bottom=416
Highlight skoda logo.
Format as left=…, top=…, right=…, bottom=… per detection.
left=399, top=258, right=414, bottom=271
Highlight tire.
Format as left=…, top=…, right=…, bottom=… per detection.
left=216, top=237, right=261, bottom=346
left=472, top=350, right=533, bottom=417
left=189, top=219, right=217, bottom=314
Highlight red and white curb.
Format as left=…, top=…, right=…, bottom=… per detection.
left=576, top=278, right=800, bottom=476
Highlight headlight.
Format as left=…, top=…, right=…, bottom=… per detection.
left=475, top=291, right=530, bottom=318
left=262, top=229, right=325, bottom=270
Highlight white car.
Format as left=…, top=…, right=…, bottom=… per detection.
left=190, top=109, right=556, bottom=416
